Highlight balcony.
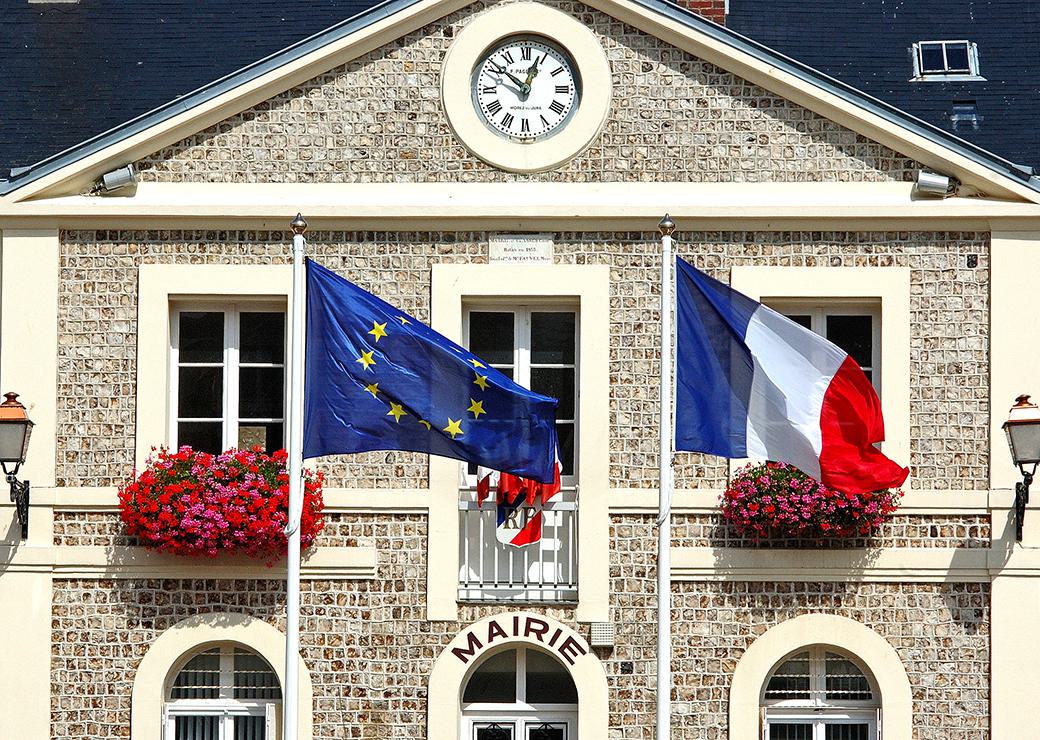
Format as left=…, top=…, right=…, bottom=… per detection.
left=458, top=488, right=578, bottom=603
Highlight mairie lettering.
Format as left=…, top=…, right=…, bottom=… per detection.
left=451, top=617, right=589, bottom=666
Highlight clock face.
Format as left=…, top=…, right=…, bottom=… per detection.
left=472, top=36, right=580, bottom=142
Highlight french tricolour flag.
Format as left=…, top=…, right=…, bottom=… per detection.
left=674, top=257, right=908, bottom=494
left=477, top=460, right=562, bottom=547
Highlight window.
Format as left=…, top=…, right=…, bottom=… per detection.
left=911, top=40, right=983, bottom=80
left=462, top=647, right=578, bottom=740
left=164, top=645, right=281, bottom=740
left=771, top=302, right=880, bottom=395
left=950, top=100, right=982, bottom=132
left=762, top=647, right=880, bottom=740
left=171, top=304, right=286, bottom=454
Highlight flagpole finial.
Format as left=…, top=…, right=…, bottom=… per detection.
left=291, top=213, right=308, bottom=235
left=658, top=213, right=676, bottom=236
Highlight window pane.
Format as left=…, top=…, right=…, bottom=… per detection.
left=528, top=724, right=566, bottom=740
left=240, top=312, right=285, bottom=364
left=234, top=649, right=281, bottom=700
left=170, top=648, right=221, bottom=699
left=525, top=650, right=578, bottom=704
left=469, top=312, right=515, bottom=365
left=557, top=423, right=575, bottom=477
left=239, top=367, right=285, bottom=418
left=463, top=649, right=517, bottom=703
left=764, top=652, right=810, bottom=700
left=945, top=42, right=970, bottom=71
left=825, top=725, right=869, bottom=740
left=234, top=715, right=267, bottom=740
left=769, top=725, right=813, bottom=740
left=178, top=312, right=224, bottom=363
left=826, top=315, right=873, bottom=370
left=239, top=423, right=283, bottom=454
left=178, top=422, right=223, bottom=454
left=179, top=366, right=223, bottom=418
left=476, top=725, right=514, bottom=740
left=531, top=312, right=575, bottom=364
left=825, top=652, right=873, bottom=701
left=530, top=368, right=575, bottom=418
left=174, top=714, right=221, bottom=740
left=784, top=314, right=812, bottom=330
left=920, top=43, right=946, bottom=72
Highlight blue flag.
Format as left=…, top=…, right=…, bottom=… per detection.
left=303, top=260, right=560, bottom=483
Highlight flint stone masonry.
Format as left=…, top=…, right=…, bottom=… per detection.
left=57, top=229, right=988, bottom=490
left=135, top=0, right=917, bottom=184
left=50, top=513, right=990, bottom=739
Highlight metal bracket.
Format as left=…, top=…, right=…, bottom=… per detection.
left=1015, top=471, right=1032, bottom=542
left=7, top=473, right=29, bottom=541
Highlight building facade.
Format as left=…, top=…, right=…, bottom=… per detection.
left=2, top=1, right=1040, bottom=738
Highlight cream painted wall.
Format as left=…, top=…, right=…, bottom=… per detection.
left=0, top=572, right=52, bottom=739
left=990, top=576, right=1040, bottom=737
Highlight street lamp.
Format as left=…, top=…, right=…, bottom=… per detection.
left=0, top=393, right=33, bottom=540
left=1002, top=394, right=1040, bottom=542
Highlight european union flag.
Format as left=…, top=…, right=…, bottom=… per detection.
left=303, top=260, right=560, bottom=483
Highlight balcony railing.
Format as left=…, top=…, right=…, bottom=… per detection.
left=458, top=488, right=578, bottom=603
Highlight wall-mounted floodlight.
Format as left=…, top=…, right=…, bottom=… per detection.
left=914, top=169, right=960, bottom=198
left=92, top=164, right=137, bottom=195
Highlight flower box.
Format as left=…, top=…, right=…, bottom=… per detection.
left=118, top=446, right=325, bottom=560
left=721, top=461, right=902, bottom=539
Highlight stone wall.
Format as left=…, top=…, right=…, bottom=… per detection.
left=51, top=513, right=990, bottom=739
left=56, top=229, right=989, bottom=490
left=135, top=0, right=916, bottom=184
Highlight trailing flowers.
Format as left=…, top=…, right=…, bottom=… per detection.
left=118, top=446, right=325, bottom=560
left=721, top=461, right=902, bottom=539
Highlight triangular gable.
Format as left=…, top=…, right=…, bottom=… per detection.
left=4, top=0, right=1038, bottom=203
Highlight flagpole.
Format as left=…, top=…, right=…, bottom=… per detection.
left=284, top=212, right=308, bottom=740
left=656, top=214, right=676, bottom=740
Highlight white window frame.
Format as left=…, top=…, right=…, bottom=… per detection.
left=766, top=300, right=881, bottom=397
left=163, top=645, right=280, bottom=740
left=761, top=646, right=881, bottom=740
left=462, top=302, right=580, bottom=488
left=911, top=40, right=984, bottom=81
left=461, top=647, right=578, bottom=740
left=169, top=301, right=287, bottom=452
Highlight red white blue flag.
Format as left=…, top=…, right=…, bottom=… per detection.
left=674, top=257, right=908, bottom=494
left=477, top=459, right=562, bottom=547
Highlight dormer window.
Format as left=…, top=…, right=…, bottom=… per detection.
left=911, top=40, right=984, bottom=81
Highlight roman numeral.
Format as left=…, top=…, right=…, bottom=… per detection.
left=501, top=113, right=514, bottom=128
left=549, top=100, right=566, bottom=115
left=551, top=67, right=565, bottom=77
left=521, top=46, right=532, bottom=61
left=540, top=114, right=549, bottom=127
left=486, top=100, right=502, bottom=115
left=521, top=118, right=530, bottom=133
left=482, top=86, right=496, bottom=94
left=555, top=85, right=570, bottom=94
left=501, top=50, right=514, bottom=64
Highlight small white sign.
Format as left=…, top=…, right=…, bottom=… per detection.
left=489, top=234, right=554, bottom=264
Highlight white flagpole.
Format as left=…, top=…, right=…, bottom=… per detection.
left=284, top=213, right=308, bottom=740
left=656, top=214, right=676, bottom=740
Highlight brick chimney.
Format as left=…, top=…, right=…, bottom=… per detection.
left=674, top=0, right=726, bottom=25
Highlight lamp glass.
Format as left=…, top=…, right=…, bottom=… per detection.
left=1006, top=422, right=1040, bottom=466
left=0, top=420, right=30, bottom=464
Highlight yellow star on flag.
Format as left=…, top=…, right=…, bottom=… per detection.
left=397, top=316, right=411, bottom=325
left=473, top=374, right=489, bottom=391
left=387, top=402, right=408, bottom=423
left=443, top=418, right=464, bottom=439
left=364, top=382, right=380, bottom=398
left=468, top=358, right=486, bottom=369
left=356, top=350, right=376, bottom=371
left=418, top=419, right=432, bottom=430
left=467, top=399, right=486, bottom=419
left=368, top=321, right=388, bottom=342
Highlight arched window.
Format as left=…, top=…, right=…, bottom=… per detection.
left=461, top=646, right=578, bottom=740
left=164, top=645, right=281, bottom=740
left=762, top=646, right=880, bottom=740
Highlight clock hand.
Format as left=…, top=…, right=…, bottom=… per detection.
left=524, top=52, right=549, bottom=87
left=489, top=62, right=530, bottom=95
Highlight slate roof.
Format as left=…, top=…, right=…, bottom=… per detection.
left=728, top=0, right=1040, bottom=174
left=1, top=0, right=1037, bottom=195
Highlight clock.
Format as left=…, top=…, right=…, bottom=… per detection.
left=441, top=3, right=612, bottom=172
left=472, top=36, right=580, bottom=143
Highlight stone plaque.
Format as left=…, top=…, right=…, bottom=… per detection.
left=489, top=234, right=554, bottom=264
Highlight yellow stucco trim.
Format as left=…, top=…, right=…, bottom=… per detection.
left=134, top=263, right=292, bottom=469
left=428, top=263, right=610, bottom=622
left=729, top=614, right=912, bottom=740
left=131, top=612, right=313, bottom=740
left=427, top=612, right=608, bottom=740
left=731, top=266, right=912, bottom=477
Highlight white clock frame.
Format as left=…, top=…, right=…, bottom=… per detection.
left=441, top=3, right=612, bottom=173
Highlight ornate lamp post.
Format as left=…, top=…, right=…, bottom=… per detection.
left=1002, top=395, right=1040, bottom=542
left=0, top=393, right=34, bottom=540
